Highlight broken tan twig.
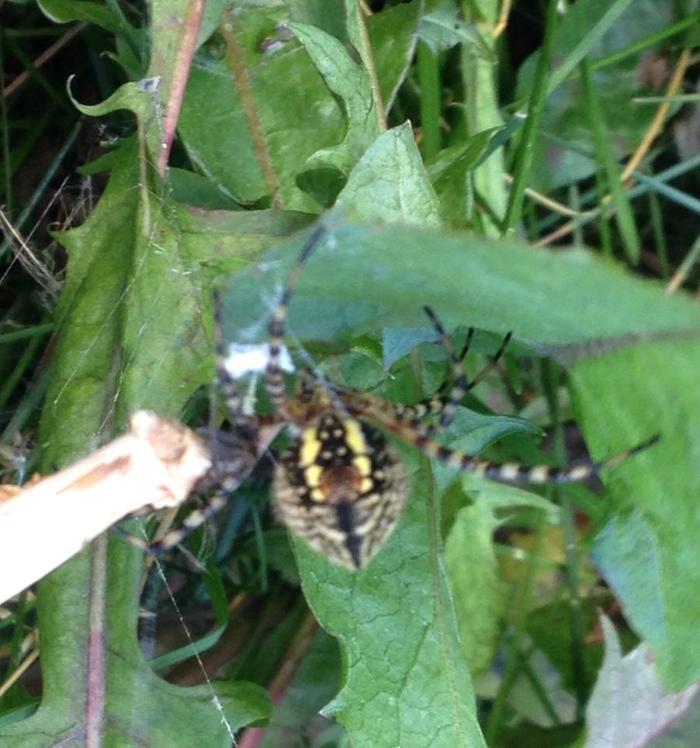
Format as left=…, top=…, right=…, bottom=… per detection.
left=0, top=411, right=211, bottom=605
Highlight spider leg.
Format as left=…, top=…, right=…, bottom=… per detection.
left=455, top=326, right=476, bottom=368
left=349, top=393, right=659, bottom=485
left=114, top=488, right=233, bottom=556
left=147, top=487, right=232, bottom=555
left=131, top=225, right=329, bottom=559
left=113, top=434, right=257, bottom=556
left=397, top=308, right=512, bottom=437
left=115, top=299, right=265, bottom=559
left=420, top=306, right=469, bottom=431
left=462, top=330, right=512, bottom=393
left=265, top=222, right=329, bottom=421
left=132, top=223, right=330, bottom=560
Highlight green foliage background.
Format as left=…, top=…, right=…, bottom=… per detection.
left=0, top=0, right=699, bottom=746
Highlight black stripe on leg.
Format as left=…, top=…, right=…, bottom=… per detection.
left=419, top=307, right=470, bottom=435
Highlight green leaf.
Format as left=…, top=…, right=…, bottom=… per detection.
left=294, top=453, right=486, bottom=748
left=175, top=204, right=311, bottom=277
left=573, top=342, right=700, bottom=690
left=221, top=223, right=699, bottom=347
left=39, top=0, right=121, bottom=32
left=418, top=0, right=492, bottom=59
left=382, top=325, right=440, bottom=367
left=444, top=408, right=540, bottom=449
left=196, top=0, right=227, bottom=48
left=444, top=503, right=506, bottom=674
left=367, top=0, right=422, bottom=108
left=433, top=407, right=541, bottom=494
left=0, top=144, right=295, bottom=746
left=40, top=0, right=144, bottom=77
left=427, top=130, right=499, bottom=226
left=460, top=475, right=562, bottom=520
left=287, top=0, right=347, bottom=42
left=290, top=20, right=379, bottom=177
left=336, top=123, right=442, bottom=225
left=178, top=9, right=345, bottom=210
left=66, top=78, right=157, bottom=122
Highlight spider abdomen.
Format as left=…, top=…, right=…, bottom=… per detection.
left=272, top=413, right=406, bottom=569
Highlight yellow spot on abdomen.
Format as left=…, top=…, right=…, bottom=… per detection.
left=343, top=419, right=368, bottom=456
left=299, top=427, right=322, bottom=466
left=359, top=477, right=374, bottom=493
left=304, top=464, right=323, bottom=488
left=353, top=455, right=371, bottom=476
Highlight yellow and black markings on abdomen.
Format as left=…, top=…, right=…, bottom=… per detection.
left=272, top=412, right=406, bottom=569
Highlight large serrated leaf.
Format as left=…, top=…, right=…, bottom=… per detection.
left=221, top=223, right=699, bottom=346
left=294, top=453, right=486, bottom=748
left=0, top=140, right=303, bottom=745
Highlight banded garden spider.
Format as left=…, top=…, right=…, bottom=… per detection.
left=144, top=221, right=658, bottom=570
